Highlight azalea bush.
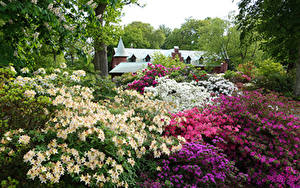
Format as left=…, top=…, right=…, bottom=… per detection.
left=128, top=63, right=179, bottom=93
left=0, top=65, right=183, bottom=187
left=164, top=107, right=240, bottom=142
left=144, top=77, right=211, bottom=112
left=210, top=91, right=300, bottom=187
left=140, top=142, right=247, bottom=187
left=196, top=74, right=237, bottom=96
left=0, top=66, right=56, bottom=134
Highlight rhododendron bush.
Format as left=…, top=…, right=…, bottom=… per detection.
left=209, top=91, right=300, bottom=187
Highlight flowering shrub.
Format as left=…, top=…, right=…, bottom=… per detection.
left=128, top=63, right=179, bottom=93
left=209, top=91, right=300, bottom=187
left=140, top=142, right=247, bottom=187
left=165, top=107, right=240, bottom=142
left=0, top=66, right=182, bottom=187
left=196, top=74, right=237, bottom=96
left=0, top=67, right=55, bottom=134
left=144, top=77, right=211, bottom=112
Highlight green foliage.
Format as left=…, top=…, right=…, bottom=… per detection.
left=224, top=70, right=238, bottom=82
left=151, top=52, right=186, bottom=69
left=114, top=72, right=139, bottom=87
left=1, top=177, right=19, bottom=188
left=253, top=59, right=294, bottom=95
left=0, top=69, right=55, bottom=134
left=237, top=0, right=300, bottom=68
left=122, top=21, right=166, bottom=49
left=163, top=18, right=206, bottom=50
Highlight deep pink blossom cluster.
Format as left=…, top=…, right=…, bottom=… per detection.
left=127, top=63, right=179, bottom=93
left=209, top=91, right=300, bottom=187
left=164, top=107, right=240, bottom=142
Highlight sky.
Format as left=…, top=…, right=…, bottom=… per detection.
left=121, top=0, right=239, bottom=29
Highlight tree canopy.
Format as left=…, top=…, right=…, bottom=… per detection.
left=236, top=0, right=300, bottom=96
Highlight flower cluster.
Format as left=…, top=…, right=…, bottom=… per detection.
left=209, top=91, right=300, bottom=187
left=145, top=77, right=211, bottom=112
left=0, top=67, right=182, bottom=187
left=165, top=107, right=239, bottom=142
left=142, top=142, right=247, bottom=187
left=196, top=74, right=237, bottom=96
left=128, top=63, right=179, bottom=93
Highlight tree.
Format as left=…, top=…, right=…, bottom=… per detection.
left=164, top=18, right=207, bottom=50
left=86, top=0, right=140, bottom=77
left=236, top=0, right=300, bottom=96
left=0, top=0, right=86, bottom=67
left=122, top=21, right=165, bottom=49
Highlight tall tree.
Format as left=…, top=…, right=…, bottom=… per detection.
left=122, top=21, right=165, bottom=49
left=164, top=18, right=207, bottom=50
left=87, top=0, right=140, bottom=77
left=237, top=0, right=300, bottom=96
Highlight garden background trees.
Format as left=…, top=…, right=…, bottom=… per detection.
left=236, top=0, right=300, bottom=96
left=122, top=21, right=165, bottom=49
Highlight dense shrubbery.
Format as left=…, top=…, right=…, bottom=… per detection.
left=165, top=107, right=239, bottom=142
left=1, top=61, right=299, bottom=188
left=128, top=63, right=179, bottom=93
left=0, top=65, right=183, bottom=187
left=145, top=77, right=211, bottom=112
left=210, top=91, right=300, bottom=187
left=140, top=141, right=247, bottom=187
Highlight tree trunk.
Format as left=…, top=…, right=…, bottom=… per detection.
left=94, top=43, right=108, bottom=77
left=93, top=3, right=108, bottom=77
left=294, top=43, right=300, bottom=97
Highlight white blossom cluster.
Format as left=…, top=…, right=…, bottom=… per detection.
left=1, top=67, right=183, bottom=187
left=195, top=74, right=237, bottom=96
left=145, top=77, right=212, bottom=113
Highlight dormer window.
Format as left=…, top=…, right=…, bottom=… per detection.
left=129, top=55, right=136, bottom=62
left=186, top=56, right=191, bottom=64
left=145, top=55, right=151, bottom=62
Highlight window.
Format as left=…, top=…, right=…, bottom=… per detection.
left=145, top=55, right=151, bottom=62
left=129, top=55, right=136, bottom=62
left=186, top=56, right=191, bottom=64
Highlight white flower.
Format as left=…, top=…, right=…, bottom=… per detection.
left=21, top=67, right=30, bottom=74
left=18, top=135, right=31, bottom=145
left=9, top=66, right=17, bottom=74
left=70, top=75, right=80, bottom=82
left=60, top=63, right=67, bottom=69
left=73, top=70, right=86, bottom=77
left=34, top=68, right=46, bottom=75
left=24, top=90, right=36, bottom=98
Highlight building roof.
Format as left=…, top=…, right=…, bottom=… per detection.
left=109, top=62, right=148, bottom=73
left=114, top=47, right=205, bottom=63
left=114, top=38, right=128, bottom=57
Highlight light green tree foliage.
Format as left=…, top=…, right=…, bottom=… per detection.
left=237, top=0, right=300, bottom=96
left=0, top=0, right=88, bottom=68
left=122, top=21, right=165, bottom=49
left=197, top=16, right=265, bottom=69
left=164, top=18, right=206, bottom=50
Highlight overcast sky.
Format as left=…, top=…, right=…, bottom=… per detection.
left=121, top=0, right=239, bottom=29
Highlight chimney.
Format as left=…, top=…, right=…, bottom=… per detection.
left=171, top=46, right=184, bottom=62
